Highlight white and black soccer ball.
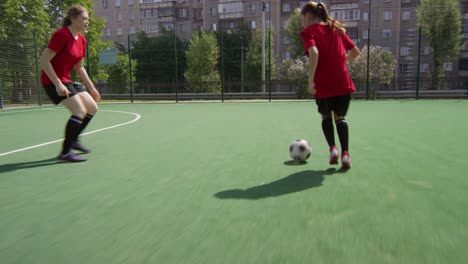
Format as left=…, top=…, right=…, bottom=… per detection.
left=289, top=139, right=312, bottom=162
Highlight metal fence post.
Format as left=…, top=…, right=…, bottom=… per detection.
left=268, top=3, right=272, bottom=102
left=0, top=79, right=3, bottom=109
left=33, top=30, right=42, bottom=106
left=174, top=31, right=179, bottom=103
left=128, top=35, right=134, bottom=103
left=365, top=0, right=371, bottom=100
left=86, top=39, right=91, bottom=80
left=221, top=30, right=225, bottom=102
left=416, top=27, right=422, bottom=99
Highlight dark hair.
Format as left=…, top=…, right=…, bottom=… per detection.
left=63, top=5, right=88, bottom=27
left=300, top=2, right=345, bottom=33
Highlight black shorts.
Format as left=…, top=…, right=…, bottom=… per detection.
left=43, top=82, right=86, bottom=105
left=316, top=94, right=351, bottom=117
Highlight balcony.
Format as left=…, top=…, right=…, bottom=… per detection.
left=219, top=12, right=243, bottom=19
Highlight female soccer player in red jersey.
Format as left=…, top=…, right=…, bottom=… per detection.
left=300, top=2, right=360, bottom=168
left=40, top=6, right=101, bottom=162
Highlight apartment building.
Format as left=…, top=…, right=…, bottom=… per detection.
left=94, top=0, right=466, bottom=87
left=94, top=0, right=141, bottom=47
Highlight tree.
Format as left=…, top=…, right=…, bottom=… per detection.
left=245, top=27, right=276, bottom=81
left=0, top=0, right=50, bottom=102
left=215, top=23, right=252, bottom=81
left=347, top=45, right=396, bottom=98
left=417, top=0, right=462, bottom=89
left=285, top=8, right=304, bottom=59
left=105, top=46, right=137, bottom=94
left=132, top=28, right=187, bottom=85
left=279, top=57, right=309, bottom=99
left=185, top=32, right=221, bottom=93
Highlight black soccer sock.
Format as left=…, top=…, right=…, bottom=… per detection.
left=62, top=116, right=83, bottom=154
left=321, top=118, right=335, bottom=148
left=336, top=119, right=349, bottom=152
left=78, top=114, right=94, bottom=136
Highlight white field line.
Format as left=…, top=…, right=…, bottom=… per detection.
left=0, top=110, right=141, bottom=157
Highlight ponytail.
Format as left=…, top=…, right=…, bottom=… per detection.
left=301, top=2, right=345, bottom=33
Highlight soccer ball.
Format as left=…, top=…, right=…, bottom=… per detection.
left=289, top=139, right=312, bottom=162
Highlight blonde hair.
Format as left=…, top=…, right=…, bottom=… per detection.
left=300, top=2, right=345, bottom=33
left=63, top=5, right=88, bottom=27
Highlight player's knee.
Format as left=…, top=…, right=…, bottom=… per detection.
left=72, top=108, right=86, bottom=119
left=321, top=114, right=332, bottom=120
left=86, top=102, right=98, bottom=115
left=335, top=117, right=347, bottom=124
left=334, top=114, right=346, bottom=121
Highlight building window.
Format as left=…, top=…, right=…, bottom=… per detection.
left=282, top=51, right=291, bottom=61
left=363, top=30, right=369, bottom=39
left=105, top=28, right=111, bottom=36
left=197, top=10, right=203, bottom=19
left=179, top=8, right=187, bottom=17
left=282, top=3, right=291, bottom=12
left=400, top=64, right=409, bottom=73
left=400, top=47, right=409, bottom=56
left=248, top=4, right=256, bottom=13
left=128, top=0, right=134, bottom=5
left=180, top=24, right=185, bottom=33
left=129, top=10, right=134, bottom=20
left=115, top=0, right=120, bottom=7
left=163, top=23, right=174, bottom=30
left=129, top=26, right=135, bottom=34
left=265, top=3, right=270, bottom=12
left=402, top=11, right=411, bottom=20
left=211, top=23, right=217, bottom=31
left=283, top=19, right=288, bottom=29
left=383, top=29, right=392, bottom=38
left=444, top=62, right=453, bottom=72
left=283, top=35, right=290, bottom=45
left=103, top=0, right=108, bottom=9
left=104, top=15, right=109, bottom=22
left=117, top=28, right=123, bottom=36
left=251, top=20, right=256, bottom=29
left=210, top=8, right=216, bottom=16
left=384, top=11, right=392, bottom=20
left=265, top=19, right=271, bottom=27
left=420, top=63, right=429, bottom=72
left=363, top=0, right=369, bottom=3
left=331, top=10, right=360, bottom=21
left=363, top=12, right=368, bottom=20
left=198, top=0, right=202, bottom=4
left=117, top=12, right=122, bottom=21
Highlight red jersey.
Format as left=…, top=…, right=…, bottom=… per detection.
left=41, top=26, right=87, bottom=85
left=300, top=24, right=356, bottom=98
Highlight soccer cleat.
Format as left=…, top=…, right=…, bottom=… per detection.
left=57, top=153, right=87, bottom=162
left=329, top=146, right=339, bottom=165
left=71, top=142, right=91, bottom=153
left=341, top=151, right=351, bottom=169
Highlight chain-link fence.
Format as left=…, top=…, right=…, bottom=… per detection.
left=2, top=1, right=468, bottom=107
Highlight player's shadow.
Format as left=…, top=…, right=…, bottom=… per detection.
left=0, top=158, right=61, bottom=174
left=214, top=168, right=336, bottom=200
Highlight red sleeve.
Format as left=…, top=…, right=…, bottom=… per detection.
left=341, top=32, right=355, bottom=50
left=300, top=31, right=316, bottom=56
left=47, top=29, right=66, bottom=53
